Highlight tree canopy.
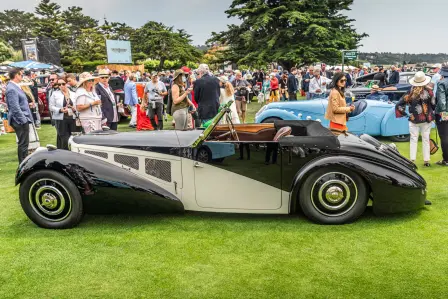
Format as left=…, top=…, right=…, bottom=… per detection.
left=0, top=10, right=35, bottom=50
left=131, top=21, right=202, bottom=69
left=209, top=0, right=367, bottom=69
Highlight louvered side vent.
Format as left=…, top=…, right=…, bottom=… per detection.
left=85, top=150, right=108, bottom=159
left=115, top=154, right=139, bottom=170
left=145, top=159, right=171, bottom=182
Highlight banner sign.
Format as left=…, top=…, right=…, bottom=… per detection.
left=343, top=51, right=358, bottom=60
left=21, top=39, right=39, bottom=61
left=106, top=40, right=132, bottom=64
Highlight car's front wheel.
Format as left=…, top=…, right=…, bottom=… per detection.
left=19, top=170, right=84, bottom=229
left=390, top=134, right=410, bottom=142
left=299, top=167, right=368, bottom=224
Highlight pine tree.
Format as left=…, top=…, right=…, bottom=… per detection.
left=209, top=0, right=367, bottom=69
left=33, top=0, right=69, bottom=43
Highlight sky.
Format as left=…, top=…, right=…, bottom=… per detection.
left=0, top=0, right=447, bottom=53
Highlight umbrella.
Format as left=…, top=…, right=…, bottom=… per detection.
left=9, top=60, right=60, bottom=71
left=0, top=65, right=14, bottom=74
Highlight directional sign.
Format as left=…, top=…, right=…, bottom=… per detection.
left=343, top=51, right=358, bottom=60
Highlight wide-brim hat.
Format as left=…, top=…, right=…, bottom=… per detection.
left=173, top=69, right=187, bottom=80
left=439, top=66, right=448, bottom=77
left=98, top=69, right=110, bottom=78
left=409, top=71, right=431, bottom=87
left=371, top=85, right=380, bottom=91
left=77, top=72, right=99, bottom=87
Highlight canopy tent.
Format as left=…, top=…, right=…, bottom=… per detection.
left=9, top=60, right=60, bottom=71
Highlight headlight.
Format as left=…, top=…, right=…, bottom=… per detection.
left=256, top=105, right=268, bottom=117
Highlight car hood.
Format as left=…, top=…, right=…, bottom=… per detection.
left=266, top=99, right=326, bottom=113
left=72, top=130, right=203, bottom=148
left=337, top=134, right=425, bottom=186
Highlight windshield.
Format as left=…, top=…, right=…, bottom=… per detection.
left=192, top=100, right=234, bottom=148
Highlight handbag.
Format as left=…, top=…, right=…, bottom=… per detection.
left=430, top=129, right=439, bottom=155
left=3, top=119, right=14, bottom=133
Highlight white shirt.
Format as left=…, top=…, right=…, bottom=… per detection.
left=309, top=76, right=331, bottom=94
left=75, top=88, right=102, bottom=120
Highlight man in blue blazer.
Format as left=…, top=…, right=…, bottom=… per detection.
left=124, top=74, right=139, bottom=128
left=6, top=69, right=33, bottom=163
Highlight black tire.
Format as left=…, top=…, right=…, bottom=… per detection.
left=299, top=167, right=368, bottom=224
left=19, top=170, right=84, bottom=229
left=389, top=134, right=410, bottom=142
left=197, top=146, right=212, bottom=163
left=261, top=117, right=282, bottom=124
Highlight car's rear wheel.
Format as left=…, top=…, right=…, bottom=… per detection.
left=197, top=146, right=212, bottom=163
left=261, top=117, right=282, bottom=124
left=299, top=167, right=368, bottom=224
left=19, top=170, right=84, bottom=229
left=390, top=134, right=410, bottom=142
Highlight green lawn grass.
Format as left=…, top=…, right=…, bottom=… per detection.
left=1, top=103, right=448, bottom=299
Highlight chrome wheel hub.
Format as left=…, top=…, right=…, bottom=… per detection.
left=41, top=193, right=58, bottom=209
left=29, top=179, right=72, bottom=222
left=326, top=186, right=344, bottom=203
left=311, top=172, right=358, bottom=217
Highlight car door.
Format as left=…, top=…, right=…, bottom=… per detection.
left=193, top=141, right=282, bottom=210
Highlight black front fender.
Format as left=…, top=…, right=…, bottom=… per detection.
left=290, top=155, right=426, bottom=215
left=16, top=149, right=184, bottom=213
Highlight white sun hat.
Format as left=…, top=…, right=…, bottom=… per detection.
left=409, top=71, right=431, bottom=87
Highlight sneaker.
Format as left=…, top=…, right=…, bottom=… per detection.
left=423, top=162, right=431, bottom=167
left=425, top=200, right=432, bottom=206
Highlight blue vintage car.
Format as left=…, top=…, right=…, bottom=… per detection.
left=255, top=98, right=410, bottom=142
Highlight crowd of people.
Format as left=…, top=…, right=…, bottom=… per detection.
left=2, top=61, right=448, bottom=168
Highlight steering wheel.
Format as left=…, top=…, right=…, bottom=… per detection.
left=214, top=108, right=239, bottom=141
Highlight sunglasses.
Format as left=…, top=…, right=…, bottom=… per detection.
left=87, top=79, right=94, bottom=83
left=100, top=76, right=110, bottom=79
left=339, top=79, right=347, bottom=83
left=58, top=82, right=66, bottom=86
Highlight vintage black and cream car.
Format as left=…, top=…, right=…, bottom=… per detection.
left=16, top=102, right=428, bottom=229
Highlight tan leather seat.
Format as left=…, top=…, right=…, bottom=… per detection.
left=273, top=126, right=292, bottom=141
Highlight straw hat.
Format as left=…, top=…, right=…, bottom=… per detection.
left=173, top=69, right=187, bottom=80
left=98, top=69, right=110, bottom=78
left=371, top=85, right=380, bottom=91
left=409, top=71, right=431, bottom=87
left=77, top=72, right=99, bottom=87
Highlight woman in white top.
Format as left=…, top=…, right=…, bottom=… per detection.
left=218, top=76, right=240, bottom=124
left=49, top=78, right=76, bottom=149
left=74, top=72, right=103, bottom=133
